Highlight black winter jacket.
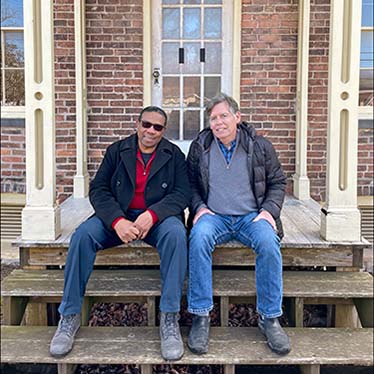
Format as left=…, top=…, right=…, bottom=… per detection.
left=186, top=122, right=287, bottom=237
left=89, top=134, right=191, bottom=230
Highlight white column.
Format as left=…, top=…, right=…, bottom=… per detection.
left=73, top=0, right=89, bottom=198
left=22, top=0, right=61, bottom=240
left=321, top=0, right=362, bottom=241
left=293, top=0, right=310, bottom=200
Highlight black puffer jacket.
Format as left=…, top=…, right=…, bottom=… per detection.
left=187, top=122, right=287, bottom=238
left=89, top=134, right=191, bottom=230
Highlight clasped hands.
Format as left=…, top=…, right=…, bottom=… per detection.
left=113, top=210, right=153, bottom=243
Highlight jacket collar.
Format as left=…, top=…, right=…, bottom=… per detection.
left=119, top=134, right=173, bottom=186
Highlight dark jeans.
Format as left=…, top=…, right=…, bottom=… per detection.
left=58, top=211, right=187, bottom=315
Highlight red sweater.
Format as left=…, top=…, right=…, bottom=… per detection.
left=111, top=149, right=158, bottom=229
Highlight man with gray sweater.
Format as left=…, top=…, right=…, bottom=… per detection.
left=186, top=93, right=291, bottom=355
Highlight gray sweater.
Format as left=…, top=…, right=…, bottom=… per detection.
left=207, top=136, right=258, bottom=215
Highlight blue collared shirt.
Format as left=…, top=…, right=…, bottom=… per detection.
left=217, top=138, right=237, bottom=165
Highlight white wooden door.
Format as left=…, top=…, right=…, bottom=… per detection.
left=152, top=0, right=233, bottom=152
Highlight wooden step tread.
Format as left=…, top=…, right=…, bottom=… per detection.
left=2, top=269, right=373, bottom=298
left=1, top=326, right=373, bottom=366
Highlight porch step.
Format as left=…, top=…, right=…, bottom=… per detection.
left=2, top=269, right=373, bottom=328
left=2, top=269, right=373, bottom=299
left=1, top=326, right=373, bottom=371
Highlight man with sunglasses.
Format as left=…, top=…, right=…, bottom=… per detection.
left=50, top=106, right=191, bottom=361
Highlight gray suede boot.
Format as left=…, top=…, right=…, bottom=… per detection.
left=159, top=312, right=184, bottom=361
left=50, top=314, right=81, bottom=358
left=258, top=315, right=291, bottom=355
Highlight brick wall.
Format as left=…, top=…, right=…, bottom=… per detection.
left=54, top=0, right=76, bottom=202
left=54, top=0, right=144, bottom=202
left=0, top=126, right=26, bottom=194
left=307, top=0, right=330, bottom=201
left=1, top=0, right=373, bottom=202
left=240, top=0, right=332, bottom=201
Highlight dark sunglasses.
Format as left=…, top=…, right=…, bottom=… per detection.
left=141, top=120, right=165, bottom=132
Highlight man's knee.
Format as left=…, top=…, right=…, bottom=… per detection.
left=161, top=217, right=187, bottom=241
left=253, top=234, right=280, bottom=257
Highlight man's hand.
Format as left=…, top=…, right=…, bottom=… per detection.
left=113, top=218, right=140, bottom=243
left=134, top=210, right=154, bottom=239
left=253, top=209, right=277, bottom=231
left=193, top=207, right=215, bottom=225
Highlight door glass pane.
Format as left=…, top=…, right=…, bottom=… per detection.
left=184, top=76, right=200, bottom=107
left=163, top=8, right=180, bottom=39
left=204, top=8, right=221, bottom=39
left=184, top=110, right=200, bottom=140
left=183, top=43, right=201, bottom=74
left=163, top=77, right=180, bottom=106
left=5, top=69, right=25, bottom=105
left=162, top=43, right=180, bottom=74
left=4, top=31, right=24, bottom=67
left=205, top=42, right=221, bottom=74
left=165, top=110, right=180, bottom=140
left=1, top=0, right=23, bottom=27
left=362, top=0, right=374, bottom=27
left=183, top=8, right=201, bottom=39
left=204, top=77, right=221, bottom=104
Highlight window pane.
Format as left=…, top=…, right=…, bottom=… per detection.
left=4, top=69, right=25, bottom=105
left=184, top=0, right=201, bottom=3
left=360, top=32, right=374, bottom=69
left=163, top=8, right=180, bottom=39
left=184, top=76, right=200, bottom=107
left=4, top=31, right=24, bottom=67
left=163, top=77, right=180, bottom=106
left=183, top=42, right=201, bottom=74
left=1, top=0, right=23, bottom=27
left=162, top=42, right=180, bottom=74
left=205, top=42, right=221, bottom=74
left=184, top=110, right=200, bottom=140
left=163, top=0, right=179, bottom=4
left=204, top=8, right=222, bottom=39
left=204, top=0, right=222, bottom=4
left=204, top=77, right=221, bottom=104
left=165, top=110, right=180, bottom=140
left=359, top=69, right=374, bottom=106
left=183, top=8, right=201, bottom=39
left=362, top=0, right=374, bottom=27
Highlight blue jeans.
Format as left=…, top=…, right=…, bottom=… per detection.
left=59, top=211, right=187, bottom=315
left=187, top=211, right=283, bottom=318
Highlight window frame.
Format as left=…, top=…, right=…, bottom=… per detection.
left=1, top=24, right=25, bottom=118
